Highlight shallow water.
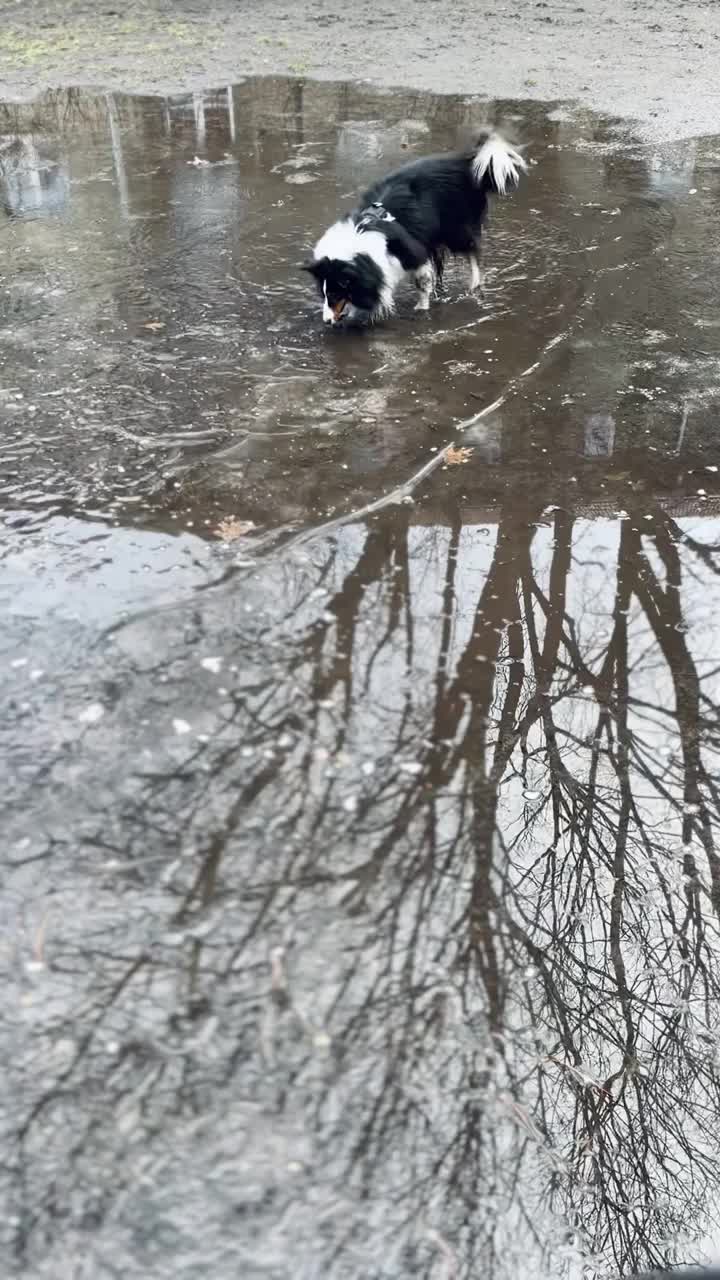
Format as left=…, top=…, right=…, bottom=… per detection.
left=2, top=79, right=720, bottom=1279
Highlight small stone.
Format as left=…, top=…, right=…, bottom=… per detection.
left=78, top=703, right=104, bottom=725
left=200, top=656, right=223, bottom=674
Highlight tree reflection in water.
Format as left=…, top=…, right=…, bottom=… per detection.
left=7, top=483, right=720, bottom=1280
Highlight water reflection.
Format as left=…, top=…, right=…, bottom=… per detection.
left=1, top=81, right=720, bottom=538
left=0, top=133, right=68, bottom=217
left=2, top=78, right=720, bottom=1280
left=6, top=490, right=720, bottom=1278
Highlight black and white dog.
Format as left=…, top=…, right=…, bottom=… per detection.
left=304, top=132, right=526, bottom=326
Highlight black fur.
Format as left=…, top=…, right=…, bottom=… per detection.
left=358, top=146, right=497, bottom=263
left=354, top=207, right=428, bottom=271
left=304, top=252, right=384, bottom=317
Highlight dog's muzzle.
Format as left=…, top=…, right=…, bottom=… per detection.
left=323, top=300, right=347, bottom=325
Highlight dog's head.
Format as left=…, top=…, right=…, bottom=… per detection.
left=303, top=252, right=384, bottom=325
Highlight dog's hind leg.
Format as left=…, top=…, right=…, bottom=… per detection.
left=414, top=261, right=434, bottom=311
left=468, top=249, right=483, bottom=293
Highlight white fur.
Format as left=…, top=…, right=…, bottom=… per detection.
left=313, top=217, right=405, bottom=318
left=322, top=280, right=334, bottom=324
left=471, top=133, right=527, bottom=195
left=314, top=217, right=368, bottom=263
left=413, top=261, right=434, bottom=311
left=376, top=252, right=406, bottom=316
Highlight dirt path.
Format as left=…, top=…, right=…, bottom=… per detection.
left=1, top=0, right=719, bottom=140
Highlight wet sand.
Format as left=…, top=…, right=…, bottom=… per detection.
left=1, top=0, right=720, bottom=140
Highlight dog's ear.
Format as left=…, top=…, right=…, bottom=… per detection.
left=301, top=259, right=320, bottom=276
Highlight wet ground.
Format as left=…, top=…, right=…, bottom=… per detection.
left=3, top=0, right=720, bottom=143
left=2, top=78, right=720, bottom=1279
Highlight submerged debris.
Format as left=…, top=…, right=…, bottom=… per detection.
left=214, top=517, right=257, bottom=541
left=444, top=445, right=475, bottom=465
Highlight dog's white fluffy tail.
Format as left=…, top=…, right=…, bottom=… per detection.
left=471, top=133, right=527, bottom=195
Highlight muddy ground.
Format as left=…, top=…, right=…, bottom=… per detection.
left=1, top=0, right=719, bottom=140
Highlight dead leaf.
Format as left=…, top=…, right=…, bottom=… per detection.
left=143, top=321, right=165, bottom=331
left=214, top=517, right=256, bottom=541
left=445, top=445, right=474, bottom=465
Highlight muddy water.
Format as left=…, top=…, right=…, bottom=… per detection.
left=2, top=79, right=720, bottom=1279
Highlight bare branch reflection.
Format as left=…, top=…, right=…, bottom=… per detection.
left=6, top=480, right=720, bottom=1279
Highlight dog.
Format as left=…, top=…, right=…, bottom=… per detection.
left=303, top=132, right=526, bottom=326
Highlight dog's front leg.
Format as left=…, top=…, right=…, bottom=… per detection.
left=413, top=261, right=434, bottom=311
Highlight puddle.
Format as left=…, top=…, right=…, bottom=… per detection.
left=2, top=79, right=720, bottom=1279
